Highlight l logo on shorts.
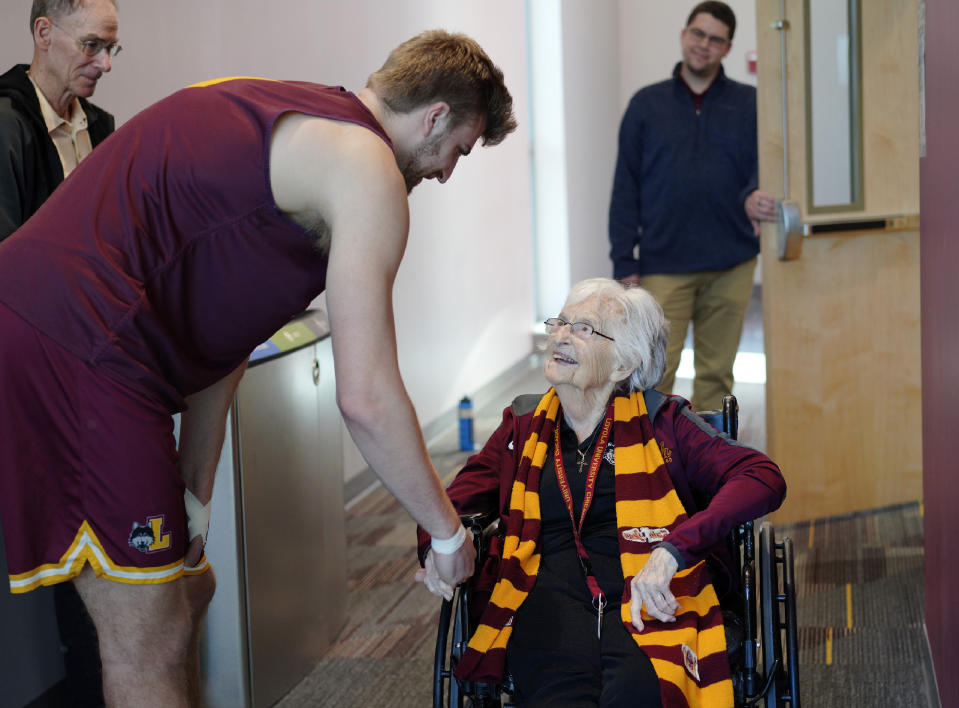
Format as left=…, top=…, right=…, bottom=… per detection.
left=128, top=515, right=171, bottom=553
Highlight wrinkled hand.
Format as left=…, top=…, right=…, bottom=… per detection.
left=744, top=189, right=778, bottom=236
left=414, top=532, right=475, bottom=601
left=630, top=547, right=680, bottom=631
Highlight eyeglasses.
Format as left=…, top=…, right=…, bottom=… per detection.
left=544, top=318, right=615, bottom=342
left=50, top=20, right=122, bottom=58
left=686, top=27, right=730, bottom=48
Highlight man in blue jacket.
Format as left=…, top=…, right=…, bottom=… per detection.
left=608, top=1, right=776, bottom=410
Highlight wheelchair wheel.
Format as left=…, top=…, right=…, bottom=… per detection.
left=781, top=533, right=801, bottom=706
left=758, top=522, right=800, bottom=707
left=432, top=512, right=511, bottom=708
left=434, top=590, right=466, bottom=708
left=433, top=585, right=510, bottom=707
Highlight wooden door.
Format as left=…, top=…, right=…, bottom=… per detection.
left=756, top=0, right=922, bottom=524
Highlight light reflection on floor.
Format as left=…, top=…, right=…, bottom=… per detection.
left=676, top=349, right=767, bottom=384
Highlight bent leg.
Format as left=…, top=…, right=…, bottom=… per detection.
left=599, top=613, right=662, bottom=708
left=0, top=302, right=217, bottom=704
left=73, top=566, right=215, bottom=707
left=184, top=567, right=217, bottom=705
left=639, top=273, right=698, bottom=394
left=506, top=582, right=602, bottom=707
left=691, top=258, right=756, bottom=410
left=53, top=582, right=104, bottom=706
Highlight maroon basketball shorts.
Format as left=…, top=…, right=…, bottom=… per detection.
left=0, top=303, right=208, bottom=593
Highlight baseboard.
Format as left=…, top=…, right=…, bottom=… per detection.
left=775, top=499, right=922, bottom=531
left=424, top=353, right=542, bottom=445
left=922, top=623, right=943, bottom=708
left=344, top=467, right=379, bottom=508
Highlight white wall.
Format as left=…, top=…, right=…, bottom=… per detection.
left=529, top=0, right=571, bottom=318
left=562, top=1, right=622, bottom=287
left=617, top=0, right=758, bottom=110
left=0, top=1, right=534, bottom=480
left=529, top=0, right=623, bottom=322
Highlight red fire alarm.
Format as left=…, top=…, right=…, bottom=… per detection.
left=746, top=50, right=757, bottom=75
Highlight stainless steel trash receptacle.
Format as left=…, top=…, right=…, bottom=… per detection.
left=200, top=309, right=346, bottom=708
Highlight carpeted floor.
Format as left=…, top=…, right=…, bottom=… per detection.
left=278, top=449, right=937, bottom=707
left=274, top=440, right=473, bottom=708
left=777, top=502, right=937, bottom=708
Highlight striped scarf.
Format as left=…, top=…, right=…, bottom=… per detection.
left=454, top=388, right=733, bottom=707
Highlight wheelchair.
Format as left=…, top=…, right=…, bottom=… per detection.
left=432, top=395, right=800, bottom=708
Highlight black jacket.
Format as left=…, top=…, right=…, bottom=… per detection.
left=0, top=63, right=114, bottom=241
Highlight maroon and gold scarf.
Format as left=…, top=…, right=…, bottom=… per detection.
left=454, top=389, right=733, bottom=707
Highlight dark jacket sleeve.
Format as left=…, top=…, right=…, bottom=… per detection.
left=736, top=86, right=760, bottom=207
left=0, top=85, right=114, bottom=243
left=415, top=405, right=518, bottom=565
left=657, top=398, right=786, bottom=570
left=82, top=98, right=115, bottom=147
left=608, top=93, right=645, bottom=280
left=0, top=104, right=31, bottom=241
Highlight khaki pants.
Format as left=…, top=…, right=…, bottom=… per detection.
left=640, top=257, right=756, bottom=411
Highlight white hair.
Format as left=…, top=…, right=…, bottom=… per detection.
left=563, top=277, right=669, bottom=392
left=31, top=0, right=118, bottom=33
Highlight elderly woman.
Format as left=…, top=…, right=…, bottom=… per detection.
left=416, top=278, right=785, bottom=708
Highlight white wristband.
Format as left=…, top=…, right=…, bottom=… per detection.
left=430, top=525, right=467, bottom=555
left=184, top=488, right=211, bottom=544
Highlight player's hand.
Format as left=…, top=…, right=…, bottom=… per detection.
left=619, top=273, right=642, bottom=288
left=414, top=550, right=455, bottom=600
left=429, top=532, right=476, bottom=598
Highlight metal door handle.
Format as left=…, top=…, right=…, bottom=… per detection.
left=776, top=201, right=803, bottom=260
left=777, top=203, right=919, bottom=261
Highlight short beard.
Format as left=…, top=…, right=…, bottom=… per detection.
left=682, top=56, right=716, bottom=80
left=397, top=129, right=445, bottom=194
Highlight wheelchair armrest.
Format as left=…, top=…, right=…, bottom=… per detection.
left=696, top=394, right=738, bottom=440
left=697, top=409, right=724, bottom=434
left=722, top=394, right=739, bottom=441
left=459, top=511, right=499, bottom=536
left=457, top=511, right=503, bottom=582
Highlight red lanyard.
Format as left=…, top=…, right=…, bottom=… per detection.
left=552, top=407, right=613, bottom=636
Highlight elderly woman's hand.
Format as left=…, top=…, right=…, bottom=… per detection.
left=630, top=546, right=681, bottom=631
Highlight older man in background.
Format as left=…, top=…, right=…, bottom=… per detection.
left=0, top=0, right=119, bottom=242
left=0, top=2, right=119, bottom=705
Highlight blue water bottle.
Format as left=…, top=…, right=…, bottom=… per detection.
left=458, top=396, right=474, bottom=451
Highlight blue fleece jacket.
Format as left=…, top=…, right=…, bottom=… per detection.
left=608, top=63, right=759, bottom=278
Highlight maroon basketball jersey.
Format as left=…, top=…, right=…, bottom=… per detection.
left=0, top=78, right=391, bottom=410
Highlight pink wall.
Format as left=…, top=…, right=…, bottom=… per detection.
left=920, top=0, right=959, bottom=704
